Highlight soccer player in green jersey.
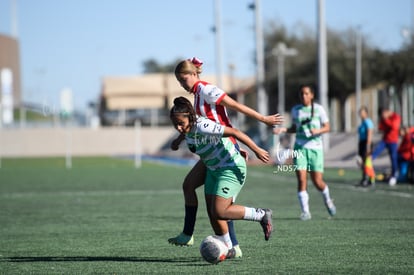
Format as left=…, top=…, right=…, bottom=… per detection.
left=170, top=96, right=273, bottom=257
left=273, top=85, right=336, bottom=221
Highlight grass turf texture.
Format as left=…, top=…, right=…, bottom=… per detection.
left=0, top=157, right=413, bottom=274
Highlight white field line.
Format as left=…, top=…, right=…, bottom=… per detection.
left=249, top=171, right=414, bottom=199
left=0, top=189, right=181, bottom=199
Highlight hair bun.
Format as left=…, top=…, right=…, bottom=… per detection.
left=174, top=96, right=186, bottom=105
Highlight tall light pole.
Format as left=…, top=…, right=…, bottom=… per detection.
left=11, top=0, right=18, bottom=38
left=355, top=26, right=362, bottom=128
left=317, top=0, right=329, bottom=149
left=249, top=0, right=268, bottom=146
left=214, top=0, right=224, bottom=88
left=271, top=42, right=297, bottom=156
left=272, top=42, right=298, bottom=116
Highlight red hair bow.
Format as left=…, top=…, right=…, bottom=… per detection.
left=189, top=57, right=203, bottom=67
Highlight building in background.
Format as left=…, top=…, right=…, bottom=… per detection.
left=99, top=73, right=254, bottom=127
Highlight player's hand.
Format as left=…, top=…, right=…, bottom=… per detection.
left=171, top=140, right=180, bottom=151
left=170, top=134, right=185, bottom=151
left=264, top=113, right=284, bottom=126
left=255, top=148, right=270, bottom=163
left=273, top=127, right=287, bottom=135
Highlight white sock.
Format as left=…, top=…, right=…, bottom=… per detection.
left=298, top=191, right=310, bottom=213
left=216, top=233, right=232, bottom=249
left=321, top=186, right=332, bottom=203
left=243, top=207, right=265, bottom=221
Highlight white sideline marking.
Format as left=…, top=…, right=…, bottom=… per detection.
left=0, top=189, right=181, bottom=199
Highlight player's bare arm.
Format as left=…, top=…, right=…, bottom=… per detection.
left=273, top=124, right=296, bottom=135
left=311, top=122, right=330, bottom=135
left=223, top=126, right=270, bottom=163
left=220, top=95, right=283, bottom=126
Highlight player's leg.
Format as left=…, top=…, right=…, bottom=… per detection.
left=205, top=194, right=233, bottom=249
left=294, top=147, right=311, bottom=220
left=212, top=196, right=273, bottom=241
left=204, top=169, right=244, bottom=257
left=387, top=142, right=398, bottom=186
left=358, top=140, right=369, bottom=186
left=371, top=140, right=386, bottom=160
left=211, top=167, right=273, bottom=241
left=296, top=169, right=311, bottom=220
left=168, top=160, right=206, bottom=246
left=308, top=148, right=336, bottom=216
left=310, top=171, right=336, bottom=216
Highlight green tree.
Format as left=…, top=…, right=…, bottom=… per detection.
left=262, top=23, right=406, bottom=130
left=142, top=58, right=182, bottom=73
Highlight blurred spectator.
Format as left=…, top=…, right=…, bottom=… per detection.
left=357, top=106, right=374, bottom=186
left=397, top=126, right=414, bottom=183
left=371, top=107, right=401, bottom=186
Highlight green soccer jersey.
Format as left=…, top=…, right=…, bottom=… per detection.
left=291, top=103, right=329, bottom=150
left=185, top=116, right=245, bottom=170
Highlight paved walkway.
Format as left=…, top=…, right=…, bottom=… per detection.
left=324, top=133, right=390, bottom=169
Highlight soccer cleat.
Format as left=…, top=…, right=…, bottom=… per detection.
left=225, top=247, right=236, bottom=260
left=233, top=245, right=243, bottom=258
left=259, top=208, right=273, bottom=241
left=325, top=200, right=336, bottom=216
left=168, top=232, right=194, bottom=246
left=388, top=177, right=397, bottom=187
left=300, top=212, right=312, bottom=221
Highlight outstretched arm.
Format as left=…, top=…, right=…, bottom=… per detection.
left=220, top=95, right=283, bottom=126
left=273, top=124, right=297, bottom=135
left=223, top=127, right=270, bottom=163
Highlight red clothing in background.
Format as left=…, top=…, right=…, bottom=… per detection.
left=398, top=127, right=414, bottom=161
left=379, top=112, right=401, bottom=143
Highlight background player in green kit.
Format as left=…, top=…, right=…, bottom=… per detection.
left=273, top=85, right=336, bottom=221
left=170, top=96, right=273, bottom=258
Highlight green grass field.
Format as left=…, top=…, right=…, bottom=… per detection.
left=1, top=157, right=413, bottom=274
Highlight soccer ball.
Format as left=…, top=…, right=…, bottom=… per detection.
left=199, top=235, right=229, bottom=264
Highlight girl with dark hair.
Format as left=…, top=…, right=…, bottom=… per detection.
left=170, top=96, right=273, bottom=258
left=169, top=57, right=283, bottom=257
left=273, top=85, right=336, bottom=221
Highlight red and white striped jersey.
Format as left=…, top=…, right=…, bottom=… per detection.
left=191, top=80, right=233, bottom=127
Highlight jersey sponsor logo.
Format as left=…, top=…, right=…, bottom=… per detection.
left=221, top=187, right=229, bottom=194
left=194, top=135, right=221, bottom=145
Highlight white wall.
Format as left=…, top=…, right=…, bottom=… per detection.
left=0, top=127, right=176, bottom=157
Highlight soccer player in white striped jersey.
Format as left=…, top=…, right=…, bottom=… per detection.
left=168, top=57, right=283, bottom=257
left=273, top=85, right=336, bottom=221
left=170, top=96, right=273, bottom=257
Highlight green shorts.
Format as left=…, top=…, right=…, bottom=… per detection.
left=293, top=146, right=324, bottom=172
left=204, top=164, right=246, bottom=199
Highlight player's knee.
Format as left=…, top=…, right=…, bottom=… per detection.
left=182, top=180, right=197, bottom=194
left=213, top=207, right=230, bottom=220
